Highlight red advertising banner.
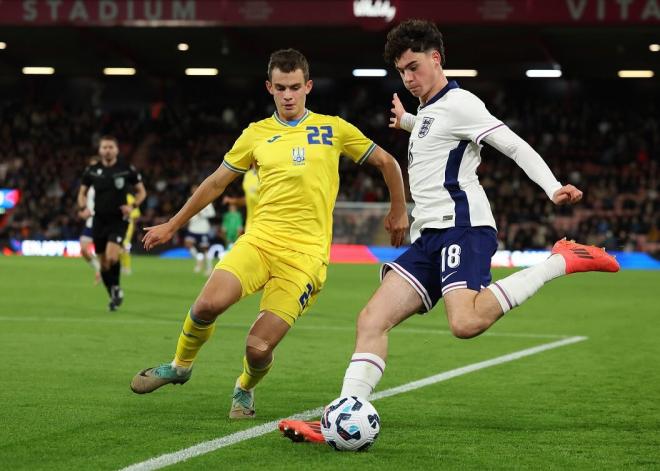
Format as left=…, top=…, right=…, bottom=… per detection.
left=0, top=0, right=658, bottom=27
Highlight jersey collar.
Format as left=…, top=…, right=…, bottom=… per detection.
left=418, top=80, right=460, bottom=110
left=273, top=109, right=311, bottom=127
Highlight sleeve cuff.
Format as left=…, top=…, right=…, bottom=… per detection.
left=400, top=113, right=416, bottom=133
left=357, top=142, right=377, bottom=165
left=222, top=160, right=248, bottom=174
left=546, top=182, right=563, bottom=201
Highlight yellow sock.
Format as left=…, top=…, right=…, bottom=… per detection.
left=238, top=355, right=273, bottom=390
left=173, top=311, right=216, bottom=368
left=120, top=250, right=131, bottom=272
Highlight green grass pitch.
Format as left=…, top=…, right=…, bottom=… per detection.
left=0, top=256, right=658, bottom=470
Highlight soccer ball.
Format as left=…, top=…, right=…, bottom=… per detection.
left=320, top=396, right=380, bottom=451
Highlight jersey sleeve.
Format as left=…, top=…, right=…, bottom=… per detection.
left=81, top=166, right=93, bottom=186
left=222, top=125, right=256, bottom=174
left=336, top=117, right=377, bottom=165
left=450, top=91, right=505, bottom=145
left=128, top=164, right=143, bottom=185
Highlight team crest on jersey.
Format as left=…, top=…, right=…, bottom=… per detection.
left=292, top=147, right=306, bottom=166
left=418, top=117, right=435, bottom=138
left=114, top=177, right=125, bottom=189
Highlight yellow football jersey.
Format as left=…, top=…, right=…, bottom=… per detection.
left=242, top=167, right=259, bottom=230
left=223, top=109, right=376, bottom=263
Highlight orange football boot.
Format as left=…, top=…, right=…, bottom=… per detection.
left=279, top=420, right=324, bottom=443
left=551, top=238, right=620, bottom=274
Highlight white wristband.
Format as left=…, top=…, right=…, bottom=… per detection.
left=400, top=112, right=416, bottom=133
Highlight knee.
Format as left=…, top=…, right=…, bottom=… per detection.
left=447, top=312, right=484, bottom=339
left=356, top=305, right=391, bottom=338
left=192, top=296, right=227, bottom=321
left=245, top=339, right=273, bottom=368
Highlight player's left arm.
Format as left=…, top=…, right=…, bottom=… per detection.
left=482, top=127, right=582, bottom=205
left=122, top=165, right=147, bottom=217
left=122, top=182, right=146, bottom=218
left=365, top=146, right=409, bottom=247
left=450, top=92, right=582, bottom=206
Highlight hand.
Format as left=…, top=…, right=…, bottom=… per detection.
left=77, top=208, right=92, bottom=220
left=552, top=184, right=583, bottom=205
left=142, top=221, right=176, bottom=251
left=222, top=195, right=235, bottom=205
left=120, top=204, right=134, bottom=218
left=389, top=93, right=407, bottom=129
left=384, top=206, right=409, bottom=247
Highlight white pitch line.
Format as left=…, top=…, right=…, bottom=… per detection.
left=118, top=335, right=587, bottom=471
left=0, top=316, right=568, bottom=339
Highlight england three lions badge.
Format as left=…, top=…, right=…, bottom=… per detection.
left=418, top=117, right=435, bottom=138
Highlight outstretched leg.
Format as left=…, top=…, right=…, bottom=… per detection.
left=130, top=269, right=242, bottom=394
left=444, top=239, right=619, bottom=339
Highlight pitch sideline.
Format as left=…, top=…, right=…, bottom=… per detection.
left=119, top=335, right=587, bottom=471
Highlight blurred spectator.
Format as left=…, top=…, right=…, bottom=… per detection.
left=0, top=78, right=657, bottom=256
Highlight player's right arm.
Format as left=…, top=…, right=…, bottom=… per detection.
left=77, top=167, right=92, bottom=219
left=143, top=125, right=255, bottom=250
left=389, top=93, right=416, bottom=132
left=143, top=165, right=240, bottom=250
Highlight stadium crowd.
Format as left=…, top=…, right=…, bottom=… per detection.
left=0, top=79, right=657, bottom=255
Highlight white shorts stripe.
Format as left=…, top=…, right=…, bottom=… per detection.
left=442, top=281, right=468, bottom=295
left=381, top=262, right=432, bottom=312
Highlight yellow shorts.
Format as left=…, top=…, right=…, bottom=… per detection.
left=215, top=234, right=327, bottom=326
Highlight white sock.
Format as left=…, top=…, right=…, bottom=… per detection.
left=89, top=257, right=101, bottom=272
left=170, top=360, right=191, bottom=375
left=189, top=246, right=199, bottom=258
left=488, top=254, right=566, bottom=313
left=340, top=353, right=386, bottom=399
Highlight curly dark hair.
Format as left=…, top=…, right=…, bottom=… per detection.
left=383, top=19, right=446, bottom=66
left=267, top=48, right=310, bottom=81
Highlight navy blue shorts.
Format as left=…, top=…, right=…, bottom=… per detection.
left=185, top=232, right=211, bottom=248
left=380, top=226, right=497, bottom=312
left=80, top=226, right=93, bottom=239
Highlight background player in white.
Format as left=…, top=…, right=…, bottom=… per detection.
left=184, top=184, right=217, bottom=275
left=279, top=19, right=619, bottom=442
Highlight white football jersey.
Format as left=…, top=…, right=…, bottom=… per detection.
left=187, top=203, right=216, bottom=235
left=407, top=81, right=505, bottom=241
